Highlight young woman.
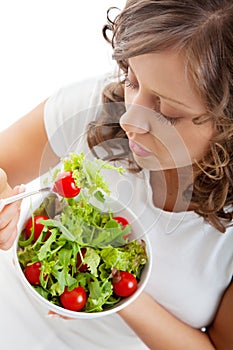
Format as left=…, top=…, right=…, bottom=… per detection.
left=0, top=0, right=232, bottom=349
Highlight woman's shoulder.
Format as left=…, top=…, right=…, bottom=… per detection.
left=59, top=72, right=113, bottom=100
left=45, top=73, right=113, bottom=118
left=43, top=73, right=115, bottom=158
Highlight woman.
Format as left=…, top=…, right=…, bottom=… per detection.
left=0, top=0, right=232, bottom=349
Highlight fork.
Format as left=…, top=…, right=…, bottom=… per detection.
left=0, top=187, right=51, bottom=212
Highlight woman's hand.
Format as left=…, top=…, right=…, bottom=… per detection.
left=0, top=168, right=25, bottom=250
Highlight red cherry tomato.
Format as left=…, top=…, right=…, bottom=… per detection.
left=112, top=271, right=137, bottom=297
left=52, top=171, right=81, bottom=198
left=76, top=248, right=88, bottom=272
left=24, top=262, right=42, bottom=285
left=113, top=216, right=131, bottom=239
left=113, top=216, right=129, bottom=227
left=60, top=286, right=87, bottom=311
left=25, top=215, right=50, bottom=241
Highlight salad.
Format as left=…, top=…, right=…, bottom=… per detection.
left=17, top=153, right=148, bottom=313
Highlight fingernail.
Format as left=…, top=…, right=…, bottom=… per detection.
left=46, top=311, right=60, bottom=319
left=19, top=184, right=26, bottom=193
left=15, top=184, right=26, bottom=193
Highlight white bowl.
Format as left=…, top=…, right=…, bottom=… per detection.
left=13, top=195, right=152, bottom=319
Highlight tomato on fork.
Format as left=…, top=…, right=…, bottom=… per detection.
left=52, top=171, right=81, bottom=198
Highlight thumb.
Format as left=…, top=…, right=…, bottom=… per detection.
left=0, top=168, right=13, bottom=197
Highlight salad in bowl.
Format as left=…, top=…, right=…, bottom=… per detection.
left=13, top=153, right=152, bottom=319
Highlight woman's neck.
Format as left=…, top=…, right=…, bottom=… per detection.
left=149, top=166, right=195, bottom=212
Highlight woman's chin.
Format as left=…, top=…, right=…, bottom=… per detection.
left=133, top=153, right=163, bottom=170
left=133, top=153, right=192, bottom=171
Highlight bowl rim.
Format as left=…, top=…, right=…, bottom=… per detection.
left=13, top=195, right=152, bottom=319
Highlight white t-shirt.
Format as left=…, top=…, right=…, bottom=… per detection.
left=43, top=74, right=233, bottom=340
left=1, top=74, right=232, bottom=350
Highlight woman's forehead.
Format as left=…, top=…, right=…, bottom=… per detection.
left=128, top=52, right=206, bottom=116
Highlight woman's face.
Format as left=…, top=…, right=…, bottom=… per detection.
left=120, top=51, right=214, bottom=170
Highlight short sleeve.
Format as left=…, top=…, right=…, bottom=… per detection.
left=43, top=74, right=110, bottom=157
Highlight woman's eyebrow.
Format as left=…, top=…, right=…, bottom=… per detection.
left=128, top=62, right=191, bottom=109
left=150, top=89, right=191, bottom=109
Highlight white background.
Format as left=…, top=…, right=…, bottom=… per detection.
left=0, top=0, right=125, bottom=131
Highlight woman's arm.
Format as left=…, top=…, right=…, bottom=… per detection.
left=119, top=292, right=215, bottom=350
left=207, top=282, right=233, bottom=350
left=0, top=100, right=59, bottom=187
left=0, top=100, right=59, bottom=249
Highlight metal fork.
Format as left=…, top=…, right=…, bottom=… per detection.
left=0, top=187, right=51, bottom=212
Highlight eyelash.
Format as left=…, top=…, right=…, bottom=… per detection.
left=157, top=113, right=177, bottom=126
left=124, top=77, right=138, bottom=89
left=124, top=76, right=178, bottom=126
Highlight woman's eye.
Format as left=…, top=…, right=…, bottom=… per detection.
left=157, top=112, right=178, bottom=126
left=124, top=76, right=138, bottom=90
left=124, top=73, right=179, bottom=126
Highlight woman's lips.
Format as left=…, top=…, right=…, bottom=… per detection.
left=128, top=140, right=152, bottom=158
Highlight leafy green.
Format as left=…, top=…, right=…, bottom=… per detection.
left=17, top=152, right=148, bottom=312
left=62, top=152, right=125, bottom=197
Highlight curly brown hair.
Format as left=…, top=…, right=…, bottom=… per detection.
left=87, top=0, right=233, bottom=232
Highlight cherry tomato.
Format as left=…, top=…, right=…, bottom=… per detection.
left=60, top=286, right=87, bottom=311
left=76, top=248, right=88, bottom=272
left=24, top=262, right=42, bottom=285
left=113, top=216, right=129, bottom=227
left=113, top=216, right=131, bottom=239
left=112, top=271, right=137, bottom=297
left=52, top=171, right=81, bottom=198
left=25, top=215, right=50, bottom=241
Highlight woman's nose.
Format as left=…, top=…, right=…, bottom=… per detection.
left=120, top=104, right=153, bottom=134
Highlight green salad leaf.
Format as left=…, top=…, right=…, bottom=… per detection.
left=62, top=152, right=125, bottom=197
left=17, top=152, right=148, bottom=312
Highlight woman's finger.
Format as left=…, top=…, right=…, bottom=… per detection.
left=0, top=168, right=12, bottom=197
left=0, top=196, right=22, bottom=229
left=0, top=210, right=20, bottom=250
left=0, top=184, right=25, bottom=250
left=47, top=310, right=75, bottom=320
